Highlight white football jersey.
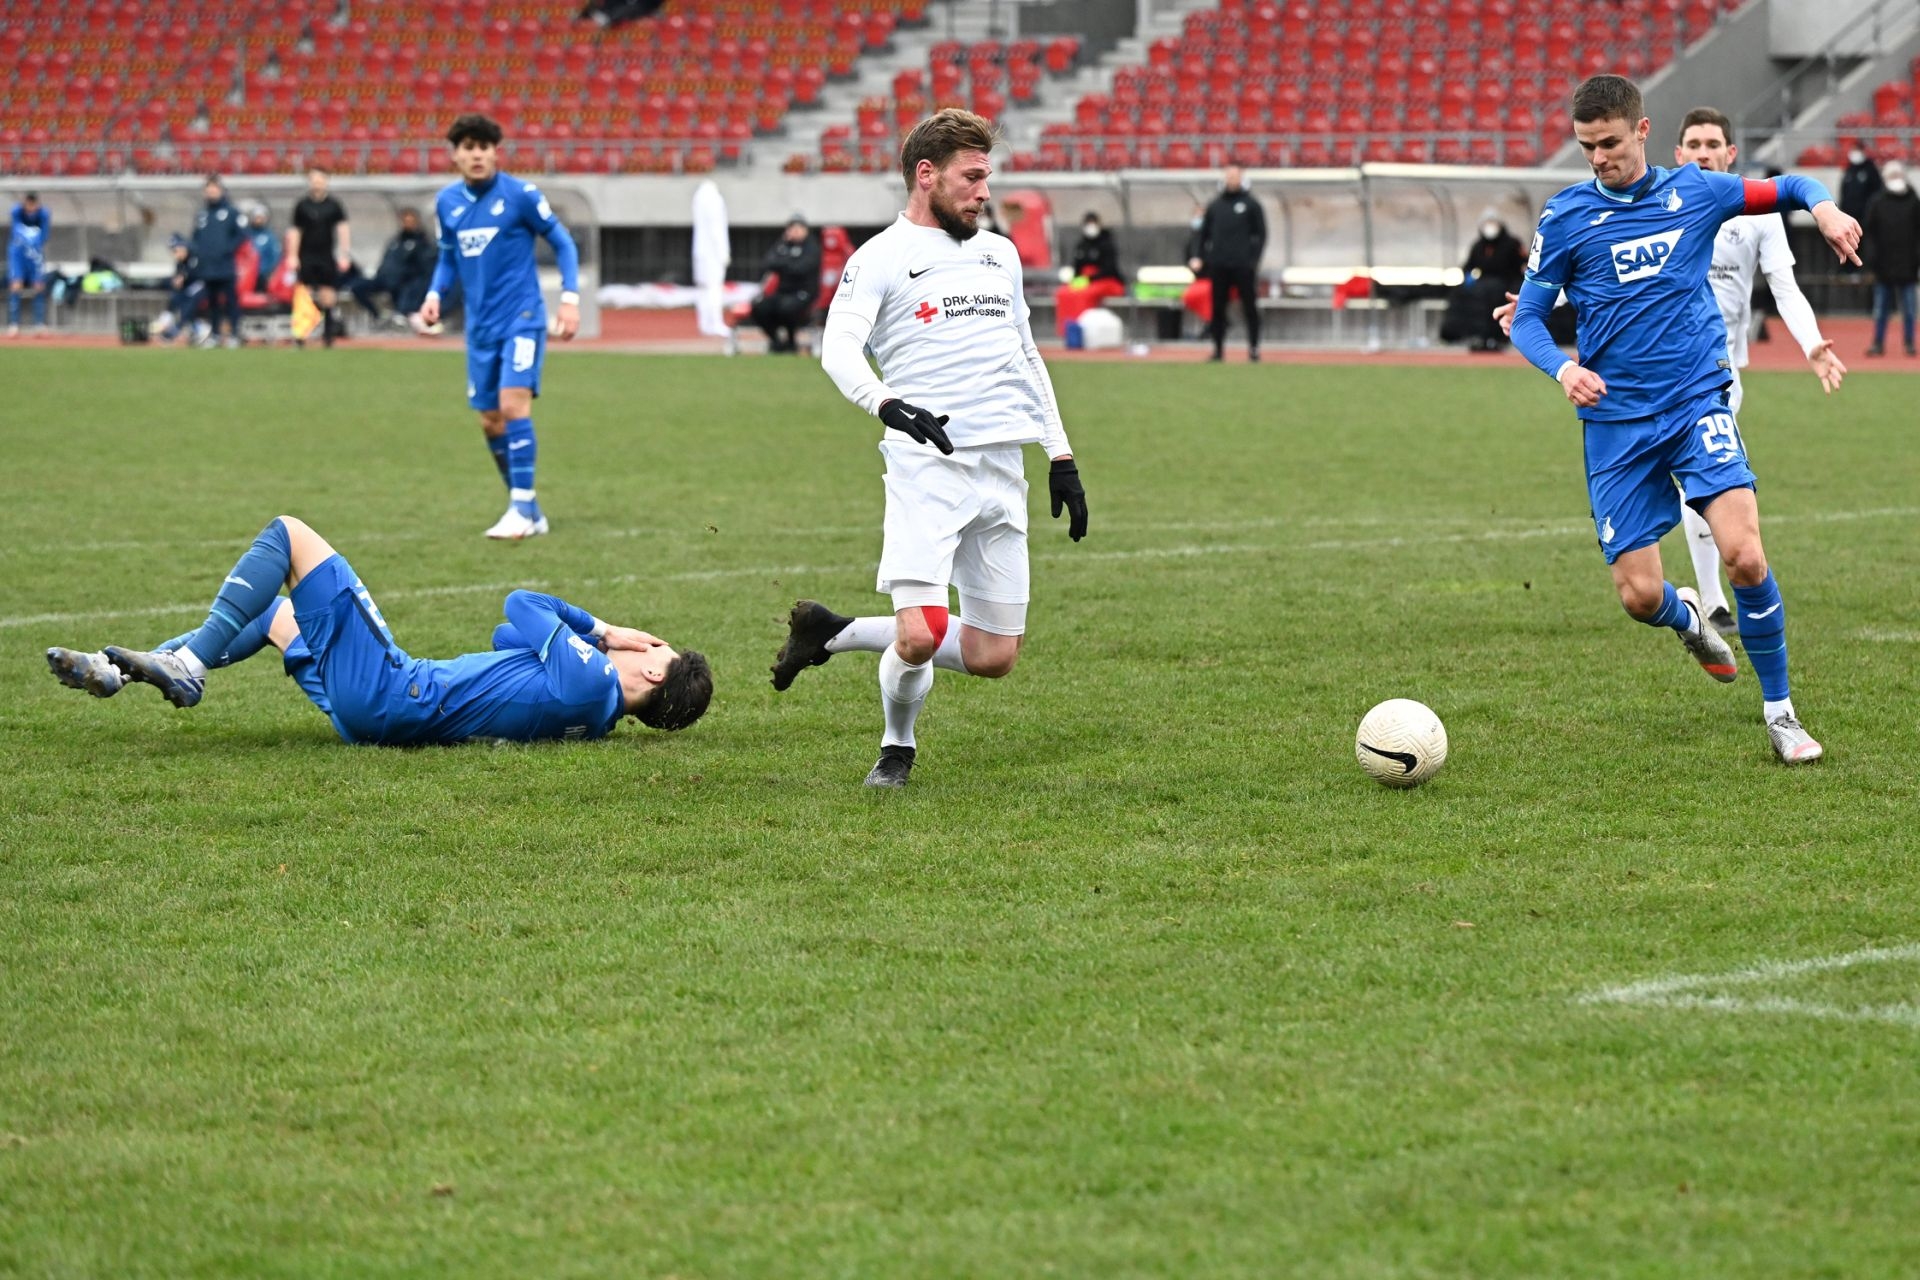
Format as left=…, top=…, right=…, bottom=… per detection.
left=828, top=214, right=1064, bottom=451
left=1707, top=212, right=1795, bottom=369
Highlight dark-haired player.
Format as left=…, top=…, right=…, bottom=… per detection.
left=1509, top=75, right=1860, bottom=763
left=772, top=108, right=1088, bottom=788
left=46, top=515, right=711, bottom=742
left=419, top=114, right=581, bottom=541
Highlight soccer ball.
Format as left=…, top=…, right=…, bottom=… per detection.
left=1355, top=699, right=1448, bottom=788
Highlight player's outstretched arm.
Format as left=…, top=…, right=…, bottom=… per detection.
left=1763, top=257, right=1845, bottom=394
left=1724, top=172, right=1863, bottom=265
left=1015, top=300, right=1087, bottom=541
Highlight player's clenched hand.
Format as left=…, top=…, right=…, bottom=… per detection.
left=1807, top=338, right=1846, bottom=394
left=600, top=625, right=663, bottom=652
left=420, top=293, right=441, bottom=326
left=1557, top=363, right=1607, bottom=408
left=1049, top=457, right=1087, bottom=542
left=1813, top=202, right=1864, bottom=267
left=878, top=399, right=954, bottom=454
left=1493, top=291, right=1519, bottom=337
left=552, top=300, right=580, bottom=341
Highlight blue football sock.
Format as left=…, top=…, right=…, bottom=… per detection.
left=165, top=598, right=285, bottom=668
left=1732, top=571, right=1790, bottom=701
left=505, top=416, right=539, bottom=516
left=185, top=519, right=291, bottom=668
left=1641, top=581, right=1696, bottom=631
left=487, top=433, right=510, bottom=486
left=6, top=291, right=17, bottom=326
left=30, top=290, right=46, bottom=326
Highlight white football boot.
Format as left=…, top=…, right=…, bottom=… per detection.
left=1767, top=714, right=1824, bottom=765
left=484, top=507, right=550, bottom=540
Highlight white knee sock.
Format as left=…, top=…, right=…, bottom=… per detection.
left=878, top=644, right=933, bottom=748
left=826, top=616, right=896, bottom=653
left=828, top=615, right=969, bottom=672
left=1680, top=504, right=1729, bottom=615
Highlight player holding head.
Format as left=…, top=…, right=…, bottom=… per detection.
left=771, top=108, right=1089, bottom=788
left=8, top=191, right=51, bottom=337
left=419, top=114, right=581, bottom=542
left=1508, top=75, right=1860, bottom=763
left=288, top=167, right=351, bottom=347
left=46, top=515, right=711, bottom=743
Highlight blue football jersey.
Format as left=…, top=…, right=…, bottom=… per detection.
left=433, top=173, right=568, bottom=345
left=1523, top=165, right=1753, bottom=422
left=406, top=590, right=623, bottom=743
left=9, top=204, right=50, bottom=261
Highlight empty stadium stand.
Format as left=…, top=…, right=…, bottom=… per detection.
left=1795, top=61, right=1920, bottom=165
left=0, top=0, right=928, bottom=177
left=1006, top=0, right=1745, bottom=171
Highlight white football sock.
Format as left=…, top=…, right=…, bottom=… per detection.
left=930, top=625, right=968, bottom=673
left=1764, top=697, right=1796, bottom=722
left=878, top=644, right=933, bottom=748
left=826, top=616, right=895, bottom=654
left=1680, top=504, right=1729, bottom=616
left=178, top=648, right=210, bottom=679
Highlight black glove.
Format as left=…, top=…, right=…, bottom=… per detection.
left=1049, top=457, right=1087, bottom=542
left=878, top=398, right=954, bottom=455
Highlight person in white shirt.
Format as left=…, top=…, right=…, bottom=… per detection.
left=769, top=108, right=1089, bottom=788
left=1494, top=106, right=1844, bottom=637
left=1673, top=107, right=1845, bottom=634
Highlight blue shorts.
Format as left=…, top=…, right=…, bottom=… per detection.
left=7, top=251, right=42, bottom=287
left=465, top=325, right=546, bottom=411
left=289, top=553, right=432, bottom=744
left=1582, top=385, right=1755, bottom=565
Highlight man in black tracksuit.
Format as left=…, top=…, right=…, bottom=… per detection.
left=1192, top=165, right=1266, bottom=361
left=188, top=175, right=247, bottom=346
left=749, top=216, right=822, bottom=354
left=347, top=207, right=439, bottom=325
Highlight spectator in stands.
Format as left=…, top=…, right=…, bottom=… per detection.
left=1053, top=211, right=1126, bottom=338
left=1191, top=165, right=1266, bottom=362
left=347, top=208, right=438, bottom=331
left=288, top=167, right=351, bottom=347
left=1446, top=208, right=1527, bottom=351
left=187, top=175, right=246, bottom=348
left=1861, top=160, right=1920, bottom=357
left=243, top=201, right=280, bottom=285
left=580, top=0, right=665, bottom=26
left=747, top=216, right=821, bottom=354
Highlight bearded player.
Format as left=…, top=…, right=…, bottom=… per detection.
left=1509, top=76, right=1861, bottom=764
left=769, top=108, right=1089, bottom=788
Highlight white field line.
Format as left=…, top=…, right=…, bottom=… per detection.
left=1577, top=943, right=1920, bottom=1027
left=7, top=504, right=1913, bottom=562
left=1855, top=628, right=1920, bottom=643
left=7, top=505, right=1915, bottom=633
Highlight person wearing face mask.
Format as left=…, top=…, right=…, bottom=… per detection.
left=1052, top=211, right=1125, bottom=338
left=187, top=175, right=247, bottom=348
left=1840, top=144, right=1883, bottom=224
left=1860, top=159, right=1920, bottom=355
left=1450, top=208, right=1526, bottom=351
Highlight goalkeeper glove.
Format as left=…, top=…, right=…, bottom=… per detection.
left=878, top=399, right=954, bottom=455
left=1049, top=458, right=1087, bottom=542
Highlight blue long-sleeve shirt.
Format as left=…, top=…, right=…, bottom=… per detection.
left=1512, top=166, right=1833, bottom=421
left=9, top=203, right=50, bottom=266
left=428, top=172, right=579, bottom=345
left=395, top=590, right=621, bottom=744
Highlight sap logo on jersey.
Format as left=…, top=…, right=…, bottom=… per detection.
left=1610, top=228, right=1684, bottom=283
left=457, top=227, right=500, bottom=257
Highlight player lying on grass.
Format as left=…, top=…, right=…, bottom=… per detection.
left=1507, top=75, right=1860, bottom=764
left=46, top=516, right=711, bottom=744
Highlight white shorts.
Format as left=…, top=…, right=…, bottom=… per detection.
left=877, top=440, right=1030, bottom=627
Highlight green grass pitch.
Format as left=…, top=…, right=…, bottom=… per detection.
left=3, top=346, right=1918, bottom=1277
